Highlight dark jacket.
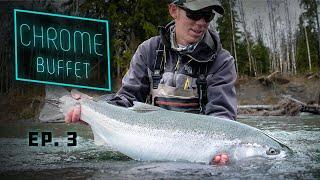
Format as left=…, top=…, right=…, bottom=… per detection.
left=109, top=22, right=237, bottom=120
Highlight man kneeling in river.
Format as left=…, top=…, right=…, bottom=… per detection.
left=65, top=0, right=237, bottom=165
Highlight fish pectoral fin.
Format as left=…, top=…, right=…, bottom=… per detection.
left=129, top=101, right=164, bottom=113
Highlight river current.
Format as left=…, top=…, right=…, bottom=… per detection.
left=0, top=114, right=319, bottom=179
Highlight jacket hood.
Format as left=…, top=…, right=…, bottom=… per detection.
left=158, top=21, right=222, bottom=63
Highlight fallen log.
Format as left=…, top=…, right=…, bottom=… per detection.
left=282, top=95, right=320, bottom=115
left=282, top=95, right=306, bottom=106
left=257, top=71, right=290, bottom=86
left=238, top=95, right=320, bottom=116
left=301, top=105, right=320, bottom=114
left=238, top=105, right=275, bottom=110
left=267, top=71, right=280, bottom=79
left=257, top=71, right=279, bottom=86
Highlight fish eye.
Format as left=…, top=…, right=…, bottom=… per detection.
left=266, top=147, right=280, bottom=155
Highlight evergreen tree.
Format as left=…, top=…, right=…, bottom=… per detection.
left=251, top=39, right=270, bottom=74
left=236, top=33, right=255, bottom=75
left=236, top=39, right=250, bottom=75
left=216, top=0, right=240, bottom=74
left=80, top=0, right=171, bottom=78
left=296, top=0, right=319, bottom=73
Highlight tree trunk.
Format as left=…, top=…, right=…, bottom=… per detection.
left=267, top=0, right=278, bottom=73
left=117, top=62, right=120, bottom=78
left=238, top=0, right=256, bottom=76
left=285, top=0, right=292, bottom=74
left=315, top=0, right=320, bottom=71
left=304, top=25, right=312, bottom=72
left=0, top=49, right=3, bottom=94
left=229, top=0, right=238, bottom=75
left=76, top=0, right=79, bottom=15
left=5, top=49, right=9, bottom=94
left=292, top=39, right=297, bottom=75
left=279, top=50, right=283, bottom=73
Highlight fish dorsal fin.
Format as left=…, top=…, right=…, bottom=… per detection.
left=129, top=101, right=164, bottom=113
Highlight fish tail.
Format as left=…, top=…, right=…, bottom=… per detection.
left=38, top=86, right=75, bottom=122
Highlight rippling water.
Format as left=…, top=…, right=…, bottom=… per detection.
left=0, top=114, right=319, bottom=179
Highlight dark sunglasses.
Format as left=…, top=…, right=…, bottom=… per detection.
left=177, top=5, right=215, bottom=23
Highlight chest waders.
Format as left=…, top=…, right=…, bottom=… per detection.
left=150, top=42, right=212, bottom=114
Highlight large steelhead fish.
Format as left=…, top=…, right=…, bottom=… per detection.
left=41, top=87, right=291, bottom=164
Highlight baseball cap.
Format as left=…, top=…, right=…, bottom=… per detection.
left=172, top=0, right=224, bottom=15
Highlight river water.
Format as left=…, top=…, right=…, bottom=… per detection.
left=0, top=114, right=319, bottom=179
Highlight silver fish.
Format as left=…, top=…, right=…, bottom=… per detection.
left=42, top=87, right=291, bottom=164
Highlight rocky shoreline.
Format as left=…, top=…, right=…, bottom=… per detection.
left=236, top=74, right=320, bottom=116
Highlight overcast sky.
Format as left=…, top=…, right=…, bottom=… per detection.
left=212, top=0, right=306, bottom=48
left=242, top=0, right=303, bottom=44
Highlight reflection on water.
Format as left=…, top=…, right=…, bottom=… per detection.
left=0, top=114, right=319, bottom=179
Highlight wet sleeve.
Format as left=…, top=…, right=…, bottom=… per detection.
left=205, top=51, right=237, bottom=120
left=108, top=44, right=150, bottom=107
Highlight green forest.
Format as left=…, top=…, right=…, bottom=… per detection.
left=0, top=0, right=319, bottom=94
